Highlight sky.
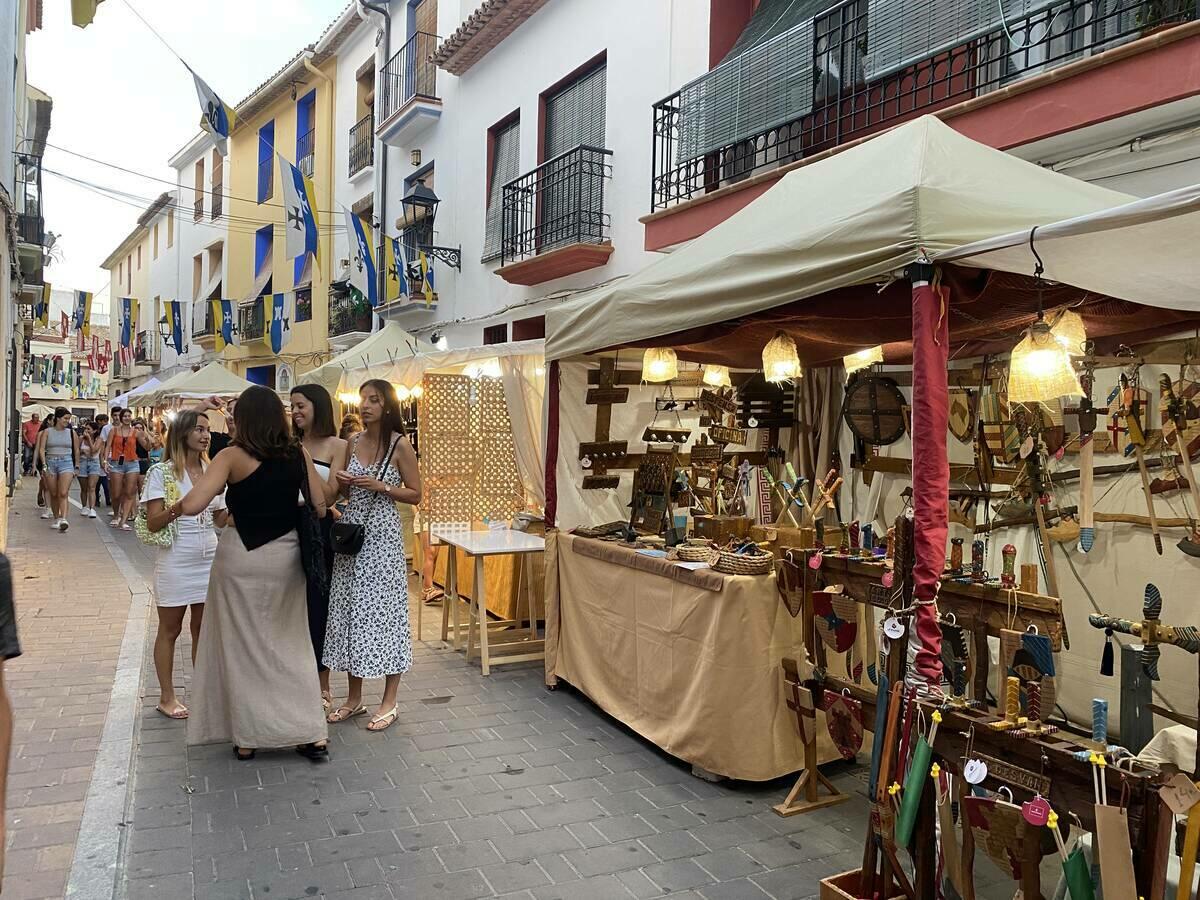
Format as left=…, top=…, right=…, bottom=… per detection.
left=26, top=0, right=349, bottom=299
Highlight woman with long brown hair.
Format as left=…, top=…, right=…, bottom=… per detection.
left=141, top=410, right=228, bottom=719
left=168, top=386, right=329, bottom=761
left=289, top=384, right=347, bottom=712
left=37, top=407, right=78, bottom=532
left=325, top=379, right=421, bottom=733
left=103, top=408, right=139, bottom=530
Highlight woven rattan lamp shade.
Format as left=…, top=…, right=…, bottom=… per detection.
left=763, top=332, right=801, bottom=383
left=702, top=364, right=731, bottom=387
left=642, top=348, right=678, bottom=383
left=1049, top=309, right=1087, bottom=356
left=1008, top=322, right=1083, bottom=404
left=843, top=345, right=884, bottom=374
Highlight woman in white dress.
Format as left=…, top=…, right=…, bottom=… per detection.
left=325, top=379, right=421, bottom=733
left=141, top=410, right=229, bottom=719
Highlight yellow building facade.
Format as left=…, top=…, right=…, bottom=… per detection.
left=221, top=52, right=340, bottom=389
left=102, top=209, right=155, bottom=395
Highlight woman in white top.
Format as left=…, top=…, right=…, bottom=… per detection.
left=289, top=385, right=348, bottom=712
left=141, top=410, right=229, bottom=719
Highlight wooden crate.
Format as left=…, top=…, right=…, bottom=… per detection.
left=693, top=515, right=752, bottom=544
left=820, top=869, right=905, bottom=900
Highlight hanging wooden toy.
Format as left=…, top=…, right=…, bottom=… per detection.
left=1000, top=544, right=1017, bottom=587
left=1065, top=363, right=1106, bottom=553
left=970, top=539, right=986, bottom=582
left=1112, top=369, right=1164, bottom=554
left=813, top=585, right=858, bottom=655
left=1161, top=374, right=1200, bottom=556
left=1089, top=582, right=1200, bottom=682
left=823, top=689, right=863, bottom=762
left=949, top=537, right=964, bottom=575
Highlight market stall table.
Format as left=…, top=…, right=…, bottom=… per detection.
left=544, top=532, right=841, bottom=781
left=432, top=526, right=545, bottom=676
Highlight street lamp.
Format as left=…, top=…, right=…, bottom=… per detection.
left=157, top=315, right=171, bottom=342
left=399, top=177, right=461, bottom=271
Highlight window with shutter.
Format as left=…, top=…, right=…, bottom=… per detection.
left=541, top=63, right=607, bottom=252
left=483, top=118, right=520, bottom=262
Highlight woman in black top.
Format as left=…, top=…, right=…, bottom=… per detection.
left=169, top=386, right=329, bottom=761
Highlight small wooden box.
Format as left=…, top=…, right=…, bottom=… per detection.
left=693, top=515, right=752, bottom=544
left=820, top=869, right=905, bottom=900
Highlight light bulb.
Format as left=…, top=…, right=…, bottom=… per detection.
left=410, top=384, right=423, bottom=399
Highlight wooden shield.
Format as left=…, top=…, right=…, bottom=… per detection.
left=776, top=552, right=806, bottom=618
left=948, top=388, right=976, bottom=444
left=842, top=375, right=907, bottom=446
left=823, top=691, right=864, bottom=761
left=812, top=586, right=858, bottom=653
left=963, top=797, right=1026, bottom=880
left=1162, top=378, right=1200, bottom=456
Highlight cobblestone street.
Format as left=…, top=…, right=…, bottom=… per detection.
left=5, top=483, right=1030, bottom=900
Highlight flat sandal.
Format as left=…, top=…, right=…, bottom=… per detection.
left=366, top=706, right=399, bottom=733
left=327, top=704, right=367, bottom=724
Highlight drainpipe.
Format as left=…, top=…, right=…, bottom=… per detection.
left=360, top=0, right=390, bottom=332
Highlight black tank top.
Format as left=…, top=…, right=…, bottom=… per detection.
left=225, top=453, right=303, bottom=550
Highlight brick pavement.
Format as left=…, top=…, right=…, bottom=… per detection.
left=2, top=480, right=1031, bottom=900
left=3, top=480, right=143, bottom=900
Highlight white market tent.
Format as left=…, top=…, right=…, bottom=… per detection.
left=339, top=340, right=547, bottom=510
left=545, top=115, right=1142, bottom=363
left=298, top=322, right=434, bottom=398
left=110, top=376, right=162, bottom=408
left=21, top=403, right=54, bottom=420
left=147, top=362, right=255, bottom=404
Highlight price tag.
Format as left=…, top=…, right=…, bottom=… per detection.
left=883, top=617, right=905, bottom=640
left=1022, top=796, right=1051, bottom=826
left=963, top=758, right=989, bottom=785
left=1161, top=773, right=1200, bottom=815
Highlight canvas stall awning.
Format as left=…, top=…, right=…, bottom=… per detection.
left=148, top=362, right=255, bottom=403
left=296, top=322, right=434, bottom=398
left=110, top=376, right=163, bottom=408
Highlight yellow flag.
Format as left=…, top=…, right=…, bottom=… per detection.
left=71, top=0, right=104, bottom=28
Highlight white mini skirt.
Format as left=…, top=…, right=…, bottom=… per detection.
left=154, top=526, right=218, bottom=607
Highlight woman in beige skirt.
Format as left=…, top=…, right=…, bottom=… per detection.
left=166, top=386, right=330, bottom=761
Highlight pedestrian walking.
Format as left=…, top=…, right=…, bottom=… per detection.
left=173, top=386, right=329, bottom=761
left=76, top=421, right=103, bottom=518
left=140, top=410, right=228, bottom=720
left=325, top=380, right=421, bottom=733
left=104, top=408, right=140, bottom=530
left=21, top=414, right=40, bottom=476
left=290, top=385, right=348, bottom=713
left=132, top=418, right=157, bottom=514
left=36, top=408, right=78, bottom=532
left=95, top=413, right=111, bottom=508
left=33, top=416, right=53, bottom=511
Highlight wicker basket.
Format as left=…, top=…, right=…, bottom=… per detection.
left=677, top=542, right=716, bottom=563
left=713, top=547, right=774, bottom=576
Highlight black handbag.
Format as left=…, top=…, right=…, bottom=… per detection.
left=330, top=435, right=399, bottom=556
left=297, top=455, right=329, bottom=592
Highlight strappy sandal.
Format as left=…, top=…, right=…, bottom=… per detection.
left=155, top=704, right=188, bottom=720
left=366, top=706, right=399, bottom=733
left=423, top=587, right=444, bottom=605
left=327, top=704, right=367, bottom=724
left=320, top=691, right=333, bottom=713
left=296, top=742, right=329, bottom=762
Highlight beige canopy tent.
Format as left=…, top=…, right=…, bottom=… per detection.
left=146, top=362, right=255, bottom=404
left=545, top=115, right=1140, bottom=364
left=21, top=404, right=54, bottom=420
left=297, top=322, right=433, bottom=398
left=110, top=376, right=162, bottom=409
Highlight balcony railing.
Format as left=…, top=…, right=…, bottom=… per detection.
left=239, top=300, right=265, bottom=342
left=211, top=185, right=223, bottom=219
left=651, top=0, right=1196, bottom=212
left=194, top=196, right=204, bottom=221
left=258, top=157, right=274, bottom=203
left=193, top=303, right=216, bottom=339
left=379, top=31, right=439, bottom=123
left=329, top=299, right=373, bottom=338
left=349, top=113, right=375, bottom=177
left=15, top=154, right=43, bottom=246
left=502, top=145, right=613, bottom=265
left=297, top=129, right=315, bottom=179
left=134, top=330, right=160, bottom=365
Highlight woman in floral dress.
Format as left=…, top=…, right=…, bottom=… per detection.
left=324, top=379, right=421, bottom=733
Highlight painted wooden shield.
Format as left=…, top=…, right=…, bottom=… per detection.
left=776, top=552, right=806, bottom=618
left=1103, top=384, right=1150, bottom=455
left=842, top=375, right=907, bottom=446
left=963, top=797, right=1026, bottom=880
left=948, top=388, right=976, bottom=444
left=823, top=690, right=864, bottom=761
left=1161, top=378, right=1200, bottom=456
left=812, top=586, right=858, bottom=653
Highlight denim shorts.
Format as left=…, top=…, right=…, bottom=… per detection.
left=46, top=457, right=75, bottom=476
left=77, top=457, right=102, bottom=478
left=109, top=460, right=140, bottom=475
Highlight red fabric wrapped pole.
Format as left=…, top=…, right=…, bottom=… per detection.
left=908, top=267, right=946, bottom=687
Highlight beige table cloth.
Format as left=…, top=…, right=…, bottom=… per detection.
left=545, top=532, right=841, bottom=781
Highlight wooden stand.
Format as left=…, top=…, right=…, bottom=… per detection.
left=775, top=660, right=849, bottom=817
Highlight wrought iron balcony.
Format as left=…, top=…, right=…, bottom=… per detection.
left=193, top=303, right=216, bottom=340
left=651, top=0, right=1196, bottom=212
left=349, top=113, right=374, bottom=177
left=258, top=156, right=274, bottom=203
left=134, top=330, right=161, bottom=365
left=194, top=196, right=204, bottom=221
left=297, top=129, right=315, bottom=179
left=211, top=185, right=223, bottom=219
left=329, top=298, right=373, bottom=340
left=378, top=32, right=440, bottom=145
left=16, top=154, right=43, bottom=247
left=239, top=300, right=265, bottom=342
left=501, top=145, right=613, bottom=266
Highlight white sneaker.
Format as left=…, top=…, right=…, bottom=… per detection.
left=57, top=519, right=69, bottom=532
left=88, top=508, right=98, bottom=519
left=40, top=510, right=52, bottom=519
left=80, top=507, right=90, bottom=517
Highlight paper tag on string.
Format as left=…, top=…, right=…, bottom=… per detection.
left=883, top=617, right=905, bottom=640
left=963, top=758, right=988, bottom=785
left=1022, top=796, right=1050, bottom=826
left=1160, top=773, right=1200, bottom=815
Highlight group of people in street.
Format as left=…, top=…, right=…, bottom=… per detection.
left=22, top=406, right=166, bottom=531
left=138, top=381, right=420, bottom=759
